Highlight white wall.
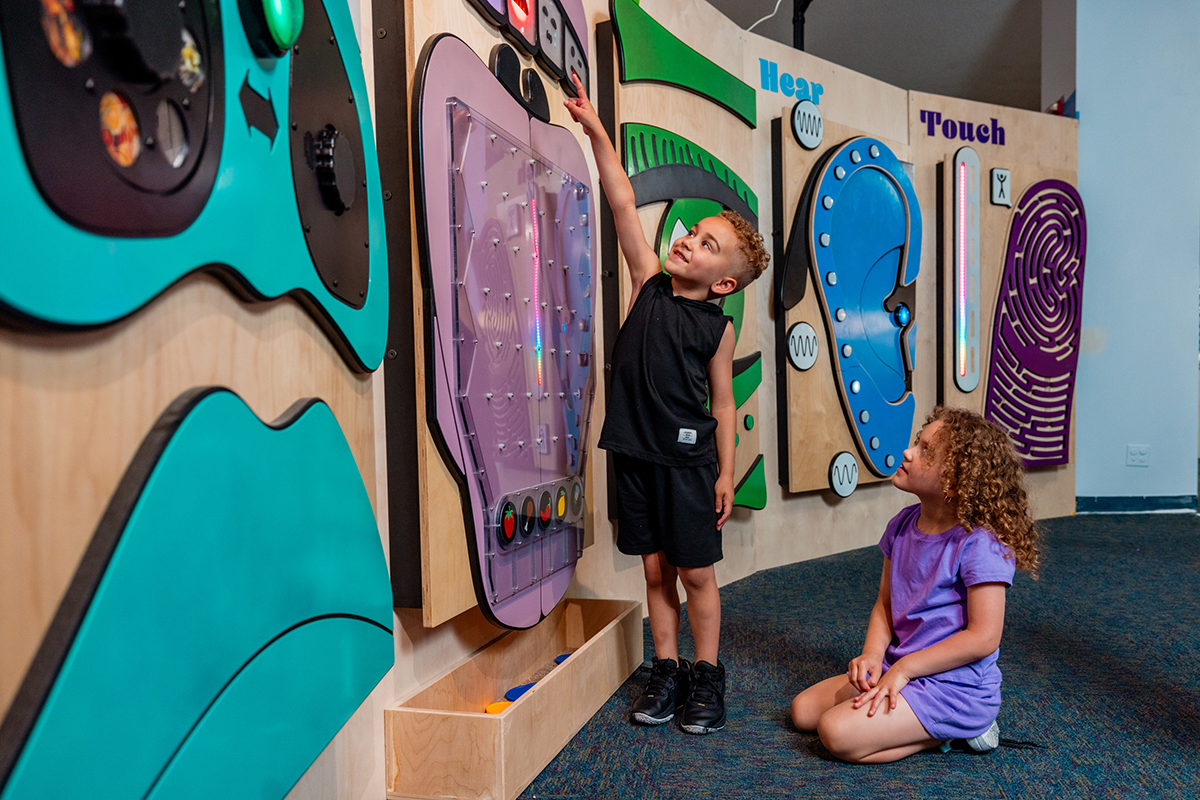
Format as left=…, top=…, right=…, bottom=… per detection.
left=1074, top=0, right=1200, bottom=499
left=709, top=0, right=1043, bottom=112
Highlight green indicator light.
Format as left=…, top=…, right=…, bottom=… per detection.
left=264, top=0, right=304, bottom=52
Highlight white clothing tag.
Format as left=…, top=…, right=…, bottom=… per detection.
left=678, top=428, right=697, bottom=445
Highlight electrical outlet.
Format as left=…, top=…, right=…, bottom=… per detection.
left=1126, top=444, right=1150, bottom=467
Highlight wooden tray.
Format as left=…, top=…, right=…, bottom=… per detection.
left=385, top=599, right=642, bottom=799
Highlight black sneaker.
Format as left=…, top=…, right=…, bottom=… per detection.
left=680, top=659, right=726, bottom=734
left=630, top=657, right=690, bottom=725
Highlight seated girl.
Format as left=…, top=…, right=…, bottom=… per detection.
left=792, top=406, right=1040, bottom=763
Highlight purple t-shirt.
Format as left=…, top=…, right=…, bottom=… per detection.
left=880, top=504, right=1016, bottom=687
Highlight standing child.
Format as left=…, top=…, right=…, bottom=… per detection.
left=792, top=407, right=1040, bottom=762
left=564, top=74, right=769, bottom=734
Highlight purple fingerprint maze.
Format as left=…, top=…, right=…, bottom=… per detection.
left=984, top=179, right=1086, bottom=467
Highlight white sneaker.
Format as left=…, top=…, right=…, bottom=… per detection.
left=964, top=719, right=1000, bottom=752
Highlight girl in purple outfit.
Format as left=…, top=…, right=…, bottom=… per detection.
left=792, top=407, right=1040, bottom=763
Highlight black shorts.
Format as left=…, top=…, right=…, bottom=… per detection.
left=612, top=453, right=722, bottom=568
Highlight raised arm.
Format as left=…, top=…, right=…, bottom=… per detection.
left=563, top=73, right=661, bottom=299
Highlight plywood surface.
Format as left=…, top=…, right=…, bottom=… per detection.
left=0, top=275, right=375, bottom=720
left=908, top=91, right=1079, bottom=518
left=908, top=91, right=1079, bottom=413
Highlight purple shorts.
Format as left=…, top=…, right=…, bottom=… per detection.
left=882, top=662, right=1001, bottom=741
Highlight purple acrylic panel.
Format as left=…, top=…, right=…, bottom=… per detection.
left=416, top=35, right=595, bottom=629
left=983, top=179, right=1087, bottom=467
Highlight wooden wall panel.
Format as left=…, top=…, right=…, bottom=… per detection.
left=777, top=116, right=914, bottom=493
left=0, top=275, right=375, bottom=722
left=908, top=91, right=1079, bottom=518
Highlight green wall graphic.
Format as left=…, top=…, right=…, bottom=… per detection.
left=610, top=0, right=756, bottom=128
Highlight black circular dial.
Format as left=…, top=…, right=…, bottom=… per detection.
left=311, top=126, right=356, bottom=215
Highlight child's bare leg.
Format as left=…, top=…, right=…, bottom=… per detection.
left=816, top=693, right=941, bottom=763
left=678, top=565, right=720, bottom=665
left=642, top=551, right=681, bottom=661
left=792, top=675, right=859, bottom=731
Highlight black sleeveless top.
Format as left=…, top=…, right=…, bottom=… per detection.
left=599, top=272, right=733, bottom=466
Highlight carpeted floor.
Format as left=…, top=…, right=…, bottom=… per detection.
left=519, top=513, right=1200, bottom=799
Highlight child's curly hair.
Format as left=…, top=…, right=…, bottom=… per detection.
left=924, top=406, right=1041, bottom=575
left=718, top=210, right=770, bottom=290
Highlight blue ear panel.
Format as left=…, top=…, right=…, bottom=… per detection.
left=0, top=0, right=389, bottom=373
left=0, top=388, right=393, bottom=800
left=807, top=137, right=920, bottom=476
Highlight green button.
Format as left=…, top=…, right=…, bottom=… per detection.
left=744, top=414, right=755, bottom=431
left=264, top=0, right=304, bottom=52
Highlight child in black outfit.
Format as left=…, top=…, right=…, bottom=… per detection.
left=564, top=74, right=769, bottom=734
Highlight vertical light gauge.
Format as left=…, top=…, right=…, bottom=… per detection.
left=952, top=146, right=981, bottom=392
left=532, top=197, right=543, bottom=386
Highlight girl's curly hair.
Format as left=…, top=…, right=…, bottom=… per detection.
left=925, top=406, right=1041, bottom=575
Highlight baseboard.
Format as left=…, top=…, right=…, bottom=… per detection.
left=1076, top=495, right=1198, bottom=513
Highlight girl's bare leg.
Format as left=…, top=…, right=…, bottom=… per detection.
left=792, top=675, right=859, bottom=731
left=816, top=692, right=941, bottom=763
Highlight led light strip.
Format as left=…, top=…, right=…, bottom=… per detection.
left=958, top=160, right=967, bottom=378
left=532, top=197, right=543, bottom=386
left=952, top=147, right=981, bottom=393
